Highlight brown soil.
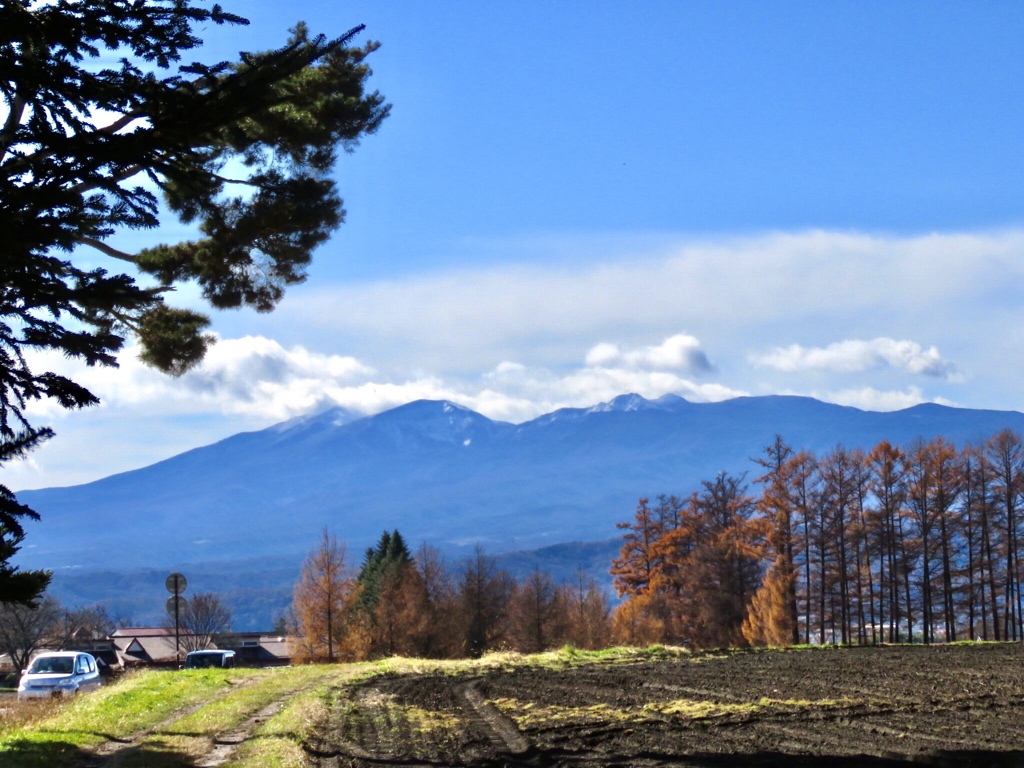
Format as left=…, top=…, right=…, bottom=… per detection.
left=306, top=644, right=1024, bottom=767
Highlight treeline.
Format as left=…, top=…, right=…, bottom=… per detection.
left=290, top=530, right=612, bottom=661
left=611, top=430, right=1024, bottom=649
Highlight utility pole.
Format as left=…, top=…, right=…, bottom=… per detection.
left=165, top=572, right=188, bottom=663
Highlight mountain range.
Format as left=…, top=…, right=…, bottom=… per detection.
left=18, top=393, right=1024, bottom=628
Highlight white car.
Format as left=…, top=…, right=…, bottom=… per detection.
left=17, top=651, right=102, bottom=700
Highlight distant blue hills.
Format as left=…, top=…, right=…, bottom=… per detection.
left=19, top=393, right=1024, bottom=629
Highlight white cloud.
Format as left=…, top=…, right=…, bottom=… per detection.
left=477, top=349, right=744, bottom=422
left=753, top=338, right=958, bottom=379
left=584, top=342, right=621, bottom=367
left=278, top=229, right=1024, bottom=374
left=585, top=333, right=711, bottom=373
left=25, top=336, right=376, bottom=423
left=22, top=332, right=740, bottom=438
left=815, top=386, right=956, bottom=412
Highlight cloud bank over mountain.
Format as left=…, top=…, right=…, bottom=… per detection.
left=12, top=228, right=1024, bottom=489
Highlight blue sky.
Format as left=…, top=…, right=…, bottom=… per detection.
left=12, top=1, right=1024, bottom=488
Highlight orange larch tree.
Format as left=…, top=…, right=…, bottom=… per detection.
left=292, top=529, right=360, bottom=663
left=610, top=498, right=663, bottom=598
left=750, top=436, right=799, bottom=646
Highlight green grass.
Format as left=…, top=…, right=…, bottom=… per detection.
left=0, top=667, right=268, bottom=768
left=0, top=664, right=378, bottom=768
left=113, top=665, right=358, bottom=768
left=225, top=684, right=334, bottom=768
left=161, top=666, right=325, bottom=735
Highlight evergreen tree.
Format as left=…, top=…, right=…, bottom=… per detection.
left=357, top=529, right=412, bottom=613
left=0, top=429, right=52, bottom=603
left=1, top=2, right=389, bottom=598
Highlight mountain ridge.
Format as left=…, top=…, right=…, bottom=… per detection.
left=17, top=393, right=1024, bottom=576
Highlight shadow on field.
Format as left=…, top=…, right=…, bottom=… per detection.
left=0, top=737, right=92, bottom=768
left=0, top=734, right=201, bottom=768
left=678, top=751, right=1024, bottom=768
left=461, top=748, right=1024, bottom=768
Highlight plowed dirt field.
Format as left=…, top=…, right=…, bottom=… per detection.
left=306, top=644, right=1024, bottom=767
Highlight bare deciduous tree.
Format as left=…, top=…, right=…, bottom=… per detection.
left=165, top=593, right=232, bottom=653
left=54, top=604, right=125, bottom=650
left=0, top=596, right=61, bottom=672
left=458, top=546, right=513, bottom=659
left=509, top=570, right=565, bottom=654
left=564, top=568, right=612, bottom=650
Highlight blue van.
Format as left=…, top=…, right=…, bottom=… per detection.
left=183, top=649, right=236, bottom=669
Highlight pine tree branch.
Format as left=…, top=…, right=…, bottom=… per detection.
left=68, top=164, right=146, bottom=194
left=0, top=94, right=28, bottom=162
left=96, top=111, right=147, bottom=135
left=210, top=173, right=259, bottom=187
left=79, top=237, right=138, bottom=264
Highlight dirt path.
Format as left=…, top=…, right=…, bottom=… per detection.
left=195, top=693, right=290, bottom=768
left=77, top=677, right=267, bottom=768
left=77, top=669, right=344, bottom=768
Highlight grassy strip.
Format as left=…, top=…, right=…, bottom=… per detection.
left=0, top=668, right=266, bottom=768
left=491, top=694, right=864, bottom=728
left=163, top=665, right=333, bottom=736
left=368, top=644, right=691, bottom=678
left=225, top=683, right=335, bottom=768
left=114, top=665, right=360, bottom=768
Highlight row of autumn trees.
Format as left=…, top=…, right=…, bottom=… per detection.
left=290, top=530, right=613, bottom=661
left=611, top=430, right=1024, bottom=649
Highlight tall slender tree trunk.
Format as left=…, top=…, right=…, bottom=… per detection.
left=803, top=511, right=813, bottom=645
left=939, top=516, right=955, bottom=641
left=897, top=514, right=915, bottom=643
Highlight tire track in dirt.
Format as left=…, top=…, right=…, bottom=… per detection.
left=458, top=680, right=530, bottom=755
left=196, top=693, right=293, bottom=768
left=303, top=683, right=435, bottom=765
left=195, top=672, right=373, bottom=768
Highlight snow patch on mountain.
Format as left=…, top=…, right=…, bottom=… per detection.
left=270, top=405, right=359, bottom=434
left=360, top=399, right=512, bottom=447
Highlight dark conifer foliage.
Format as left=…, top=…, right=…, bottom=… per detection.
left=1, top=1, right=388, bottom=429
left=0, top=1, right=388, bottom=602
left=0, top=428, right=51, bottom=603
left=357, top=529, right=413, bottom=613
